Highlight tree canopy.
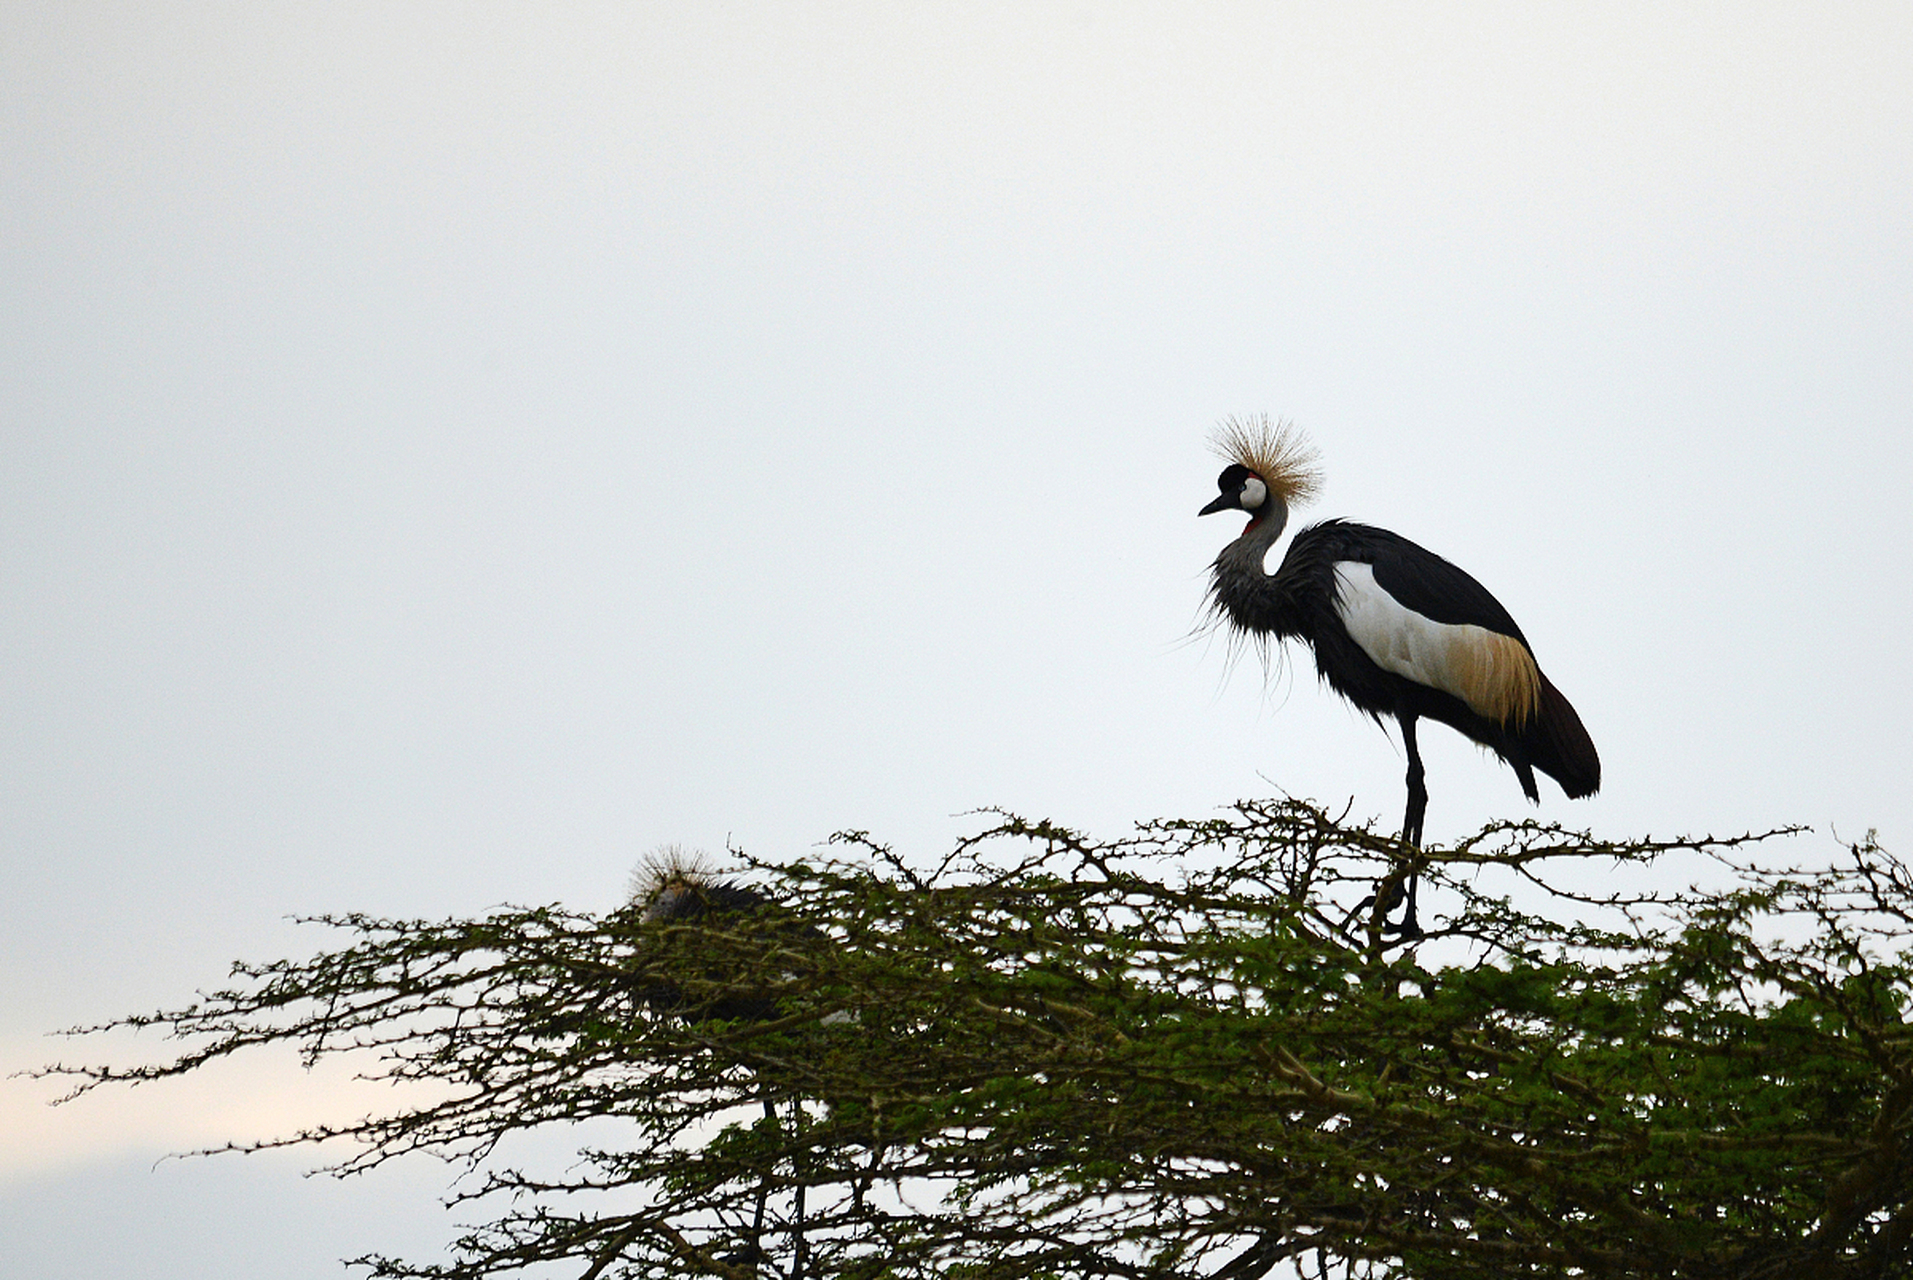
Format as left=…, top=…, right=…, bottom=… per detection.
left=46, top=800, right=1913, bottom=1279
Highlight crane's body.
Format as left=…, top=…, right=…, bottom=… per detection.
left=1200, top=419, right=1599, bottom=933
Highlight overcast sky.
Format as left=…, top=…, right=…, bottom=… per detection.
left=4, top=4, right=1911, bottom=1275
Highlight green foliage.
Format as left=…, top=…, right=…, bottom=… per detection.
left=45, top=802, right=1913, bottom=1279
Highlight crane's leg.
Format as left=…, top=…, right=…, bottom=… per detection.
left=1396, top=715, right=1428, bottom=937
left=1341, top=716, right=1432, bottom=938
left=1401, top=715, right=1428, bottom=847
left=740, top=1097, right=776, bottom=1266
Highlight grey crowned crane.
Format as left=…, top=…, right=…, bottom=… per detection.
left=633, top=859, right=810, bottom=1275
left=1199, top=417, right=1600, bottom=935
left=638, top=870, right=782, bottom=1023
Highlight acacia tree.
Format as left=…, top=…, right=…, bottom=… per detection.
left=45, top=800, right=1913, bottom=1279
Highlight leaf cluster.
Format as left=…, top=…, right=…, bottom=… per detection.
left=43, top=802, right=1913, bottom=1279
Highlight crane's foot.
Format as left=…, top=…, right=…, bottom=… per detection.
left=1389, top=872, right=1423, bottom=939
left=1385, top=905, right=1423, bottom=941
left=1342, top=878, right=1422, bottom=940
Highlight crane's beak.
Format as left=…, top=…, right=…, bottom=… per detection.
left=1198, top=493, right=1235, bottom=517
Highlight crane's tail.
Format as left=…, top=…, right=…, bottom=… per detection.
left=1527, top=674, right=1601, bottom=799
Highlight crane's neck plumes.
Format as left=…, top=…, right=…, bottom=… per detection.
left=1207, top=495, right=1308, bottom=644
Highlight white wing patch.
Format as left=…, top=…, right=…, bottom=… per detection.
left=1332, top=561, right=1540, bottom=725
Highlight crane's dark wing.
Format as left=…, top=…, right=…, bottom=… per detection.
left=1342, top=524, right=1530, bottom=644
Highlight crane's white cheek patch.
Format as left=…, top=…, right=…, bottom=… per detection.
left=1332, top=561, right=1540, bottom=724
left=1239, top=476, right=1268, bottom=510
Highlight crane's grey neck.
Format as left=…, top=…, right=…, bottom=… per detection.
left=1216, top=496, right=1291, bottom=578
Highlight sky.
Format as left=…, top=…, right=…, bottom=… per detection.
left=3, top=3, right=1911, bottom=1275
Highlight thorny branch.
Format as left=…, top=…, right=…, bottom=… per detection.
left=39, top=800, right=1913, bottom=1279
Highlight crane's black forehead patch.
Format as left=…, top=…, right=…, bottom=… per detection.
left=1216, top=463, right=1254, bottom=490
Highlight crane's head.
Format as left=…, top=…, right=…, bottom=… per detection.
left=1198, top=415, right=1321, bottom=534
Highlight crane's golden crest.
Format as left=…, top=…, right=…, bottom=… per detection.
left=1211, top=415, right=1323, bottom=506
left=628, top=843, right=724, bottom=906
